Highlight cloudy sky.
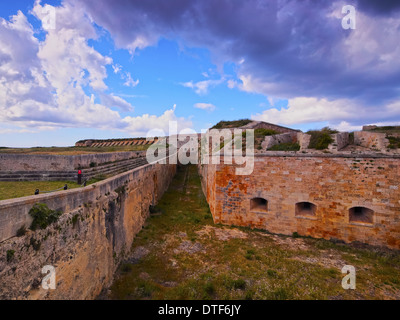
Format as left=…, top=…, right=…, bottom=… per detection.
left=0, top=0, right=399, bottom=147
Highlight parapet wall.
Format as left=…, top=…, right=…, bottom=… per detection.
left=200, top=153, right=400, bottom=249
left=0, top=160, right=176, bottom=299
left=0, top=151, right=146, bottom=172
left=354, top=131, right=389, bottom=151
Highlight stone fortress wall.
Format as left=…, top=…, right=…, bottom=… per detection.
left=199, top=153, right=400, bottom=250
left=0, top=157, right=177, bottom=299
left=0, top=151, right=146, bottom=172
left=199, top=121, right=400, bottom=250
left=0, top=151, right=147, bottom=182
left=75, top=138, right=158, bottom=147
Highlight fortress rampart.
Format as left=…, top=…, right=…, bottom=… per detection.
left=0, top=151, right=145, bottom=172
left=199, top=153, right=400, bottom=249
left=0, top=159, right=176, bottom=299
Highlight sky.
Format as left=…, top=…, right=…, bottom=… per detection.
left=0, top=0, right=399, bottom=147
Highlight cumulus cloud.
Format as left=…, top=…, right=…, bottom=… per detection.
left=252, top=97, right=400, bottom=128
left=181, top=79, right=224, bottom=95
left=76, top=0, right=400, bottom=126
left=112, top=64, right=122, bottom=74
left=123, top=72, right=139, bottom=87
left=121, top=105, right=193, bottom=136
left=100, top=93, right=134, bottom=112
left=193, top=103, right=216, bottom=112
left=0, top=1, right=190, bottom=136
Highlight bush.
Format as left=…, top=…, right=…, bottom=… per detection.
left=307, top=127, right=337, bottom=150
left=16, top=225, right=27, bottom=237
left=387, top=136, right=400, bottom=149
left=211, top=119, right=252, bottom=129
left=72, top=214, right=79, bottom=228
left=349, top=132, right=355, bottom=144
left=242, top=128, right=278, bottom=138
left=30, top=237, right=41, bottom=251
left=254, top=128, right=278, bottom=137
left=29, top=203, right=62, bottom=231
left=6, top=250, right=15, bottom=262
left=268, top=142, right=300, bottom=151
left=120, top=263, right=133, bottom=273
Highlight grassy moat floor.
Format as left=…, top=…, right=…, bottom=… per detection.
left=107, top=165, right=400, bottom=300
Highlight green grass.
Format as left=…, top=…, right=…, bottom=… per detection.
left=268, top=142, right=300, bottom=151
left=108, top=165, right=400, bottom=300
left=387, top=136, right=400, bottom=149
left=0, top=176, right=107, bottom=201
left=211, top=119, right=252, bottom=129
left=307, top=127, right=337, bottom=150
left=0, top=181, right=81, bottom=200
left=370, top=126, right=400, bottom=134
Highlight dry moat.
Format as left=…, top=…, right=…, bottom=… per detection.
left=105, top=165, right=400, bottom=300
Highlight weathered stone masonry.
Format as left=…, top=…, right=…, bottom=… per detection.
left=200, top=153, right=400, bottom=250
left=0, top=160, right=176, bottom=299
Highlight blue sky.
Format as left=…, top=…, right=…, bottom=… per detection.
left=0, top=0, right=399, bottom=147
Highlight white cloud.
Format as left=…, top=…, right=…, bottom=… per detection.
left=194, top=103, right=216, bottom=112
left=252, top=97, right=353, bottom=125
left=181, top=79, right=223, bottom=95
left=100, top=93, right=134, bottom=112
left=121, top=105, right=193, bottom=136
left=112, top=64, right=122, bottom=74
left=123, top=72, right=139, bottom=87
left=333, top=121, right=362, bottom=132
left=252, top=96, right=400, bottom=129
left=0, top=3, right=192, bottom=137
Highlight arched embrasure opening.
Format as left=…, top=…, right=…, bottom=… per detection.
left=250, top=198, right=268, bottom=212
left=349, top=206, right=374, bottom=224
left=295, top=202, right=316, bottom=217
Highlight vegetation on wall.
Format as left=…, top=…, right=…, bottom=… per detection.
left=211, top=119, right=252, bottom=129
left=387, top=135, right=400, bottom=149
left=268, top=142, right=300, bottom=151
left=29, top=203, right=62, bottom=231
left=307, top=127, right=338, bottom=150
left=370, top=126, right=400, bottom=134
left=6, top=249, right=15, bottom=262
left=255, top=128, right=278, bottom=137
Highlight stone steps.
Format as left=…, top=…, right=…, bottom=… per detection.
left=82, top=158, right=148, bottom=180
left=0, top=157, right=148, bottom=182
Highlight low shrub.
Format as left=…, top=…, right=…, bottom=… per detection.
left=6, top=250, right=15, bottom=262
left=16, top=225, right=27, bottom=237
left=211, top=119, right=252, bottom=129
left=268, top=142, right=300, bottom=151
left=307, top=127, right=337, bottom=150
left=29, top=203, right=62, bottom=231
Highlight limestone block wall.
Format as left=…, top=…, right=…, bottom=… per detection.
left=328, top=132, right=349, bottom=152
left=200, top=154, right=400, bottom=249
left=198, top=163, right=217, bottom=215
left=0, top=151, right=146, bottom=172
left=354, top=131, right=389, bottom=151
left=297, top=132, right=311, bottom=150
left=0, top=160, right=176, bottom=299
